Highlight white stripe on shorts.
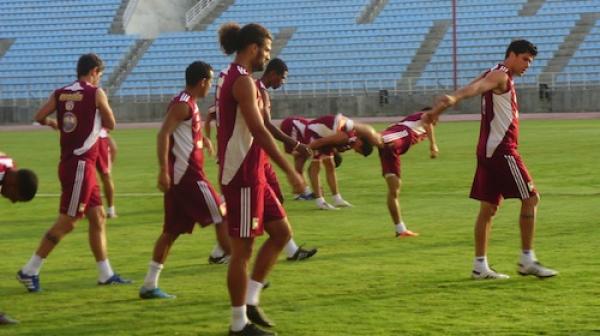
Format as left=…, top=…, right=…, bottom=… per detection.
left=197, top=181, right=222, bottom=224
left=67, top=160, right=86, bottom=216
left=504, top=155, right=529, bottom=199
left=240, top=187, right=251, bottom=238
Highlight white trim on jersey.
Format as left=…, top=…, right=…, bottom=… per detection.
left=197, top=181, right=222, bottom=224
left=292, top=119, right=306, bottom=138
left=240, top=187, right=251, bottom=237
left=99, top=128, right=108, bottom=138
left=221, top=107, right=254, bottom=185
left=487, top=91, right=514, bottom=158
left=382, top=130, right=409, bottom=144
left=399, top=120, right=426, bottom=135
left=73, top=109, right=102, bottom=156
left=172, top=117, right=194, bottom=184
left=505, top=155, right=530, bottom=199
left=307, top=123, right=336, bottom=138
left=67, top=160, right=86, bottom=216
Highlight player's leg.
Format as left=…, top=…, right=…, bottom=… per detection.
left=309, top=158, right=336, bottom=210
left=139, top=231, right=179, bottom=299
left=209, top=218, right=232, bottom=264
left=385, top=174, right=418, bottom=237
left=323, top=155, right=351, bottom=207
left=293, top=154, right=313, bottom=200
left=471, top=201, right=508, bottom=279
left=99, top=172, right=116, bottom=218
left=228, top=237, right=255, bottom=332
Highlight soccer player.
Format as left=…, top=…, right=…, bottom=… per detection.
left=138, top=61, right=230, bottom=299
left=279, top=115, right=314, bottom=200
left=305, top=113, right=379, bottom=210
left=378, top=108, right=439, bottom=238
left=17, top=53, right=131, bottom=293
left=1, top=152, right=37, bottom=325
left=256, top=58, right=317, bottom=262
left=96, top=129, right=117, bottom=218
left=426, top=40, right=558, bottom=280
left=217, top=22, right=305, bottom=336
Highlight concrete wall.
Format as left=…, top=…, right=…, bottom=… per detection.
left=124, top=0, right=197, bottom=38
left=1, top=87, right=599, bottom=124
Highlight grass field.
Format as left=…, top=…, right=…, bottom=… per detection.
left=1, top=119, right=599, bottom=336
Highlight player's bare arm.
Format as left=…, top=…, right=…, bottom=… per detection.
left=425, top=122, right=439, bottom=159
left=156, top=103, right=189, bottom=193
left=34, top=92, right=58, bottom=130
left=308, top=132, right=349, bottom=150
left=204, top=106, right=216, bottom=139
left=107, top=135, right=117, bottom=162
left=354, top=123, right=384, bottom=148
left=95, top=88, right=116, bottom=130
left=234, top=75, right=304, bottom=193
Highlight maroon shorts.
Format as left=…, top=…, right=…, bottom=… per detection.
left=221, top=183, right=286, bottom=238
left=164, top=177, right=225, bottom=235
left=470, top=153, right=537, bottom=205
left=280, top=117, right=308, bottom=154
left=378, top=136, right=412, bottom=177
left=96, top=137, right=111, bottom=174
left=59, top=158, right=102, bottom=218
left=264, top=162, right=284, bottom=203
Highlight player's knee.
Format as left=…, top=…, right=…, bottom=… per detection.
left=481, top=203, right=498, bottom=217
left=524, top=193, right=539, bottom=207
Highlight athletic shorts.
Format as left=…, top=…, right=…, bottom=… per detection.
left=378, top=137, right=412, bottom=178
left=221, top=183, right=286, bottom=238
left=163, top=176, right=225, bottom=235
left=280, top=117, right=308, bottom=154
left=96, top=137, right=111, bottom=174
left=264, top=162, right=284, bottom=203
left=59, top=158, right=102, bottom=218
left=470, top=152, right=537, bottom=205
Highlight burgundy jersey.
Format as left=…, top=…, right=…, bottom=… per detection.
left=167, top=91, right=205, bottom=184
left=478, top=64, right=519, bottom=158
left=381, top=112, right=428, bottom=147
left=305, top=113, right=353, bottom=142
left=280, top=116, right=310, bottom=143
left=0, top=155, right=14, bottom=186
left=54, top=81, right=102, bottom=163
left=216, top=63, right=266, bottom=187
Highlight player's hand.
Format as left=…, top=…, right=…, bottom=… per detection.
left=296, top=143, right=312, bottom=157
left=430, top=145, right=439, bottom=159
left=286, top=170, right=305, bottom=195
left=204, top=137, right=215, bottom=156
left=158, top=170, right=171, bottom=193
left=46, top=119, right=59, bottom=130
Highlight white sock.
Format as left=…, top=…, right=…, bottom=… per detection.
left=521, top=250, right=537, bottom=265
left=332, top=194, right=343, bottom=203
left=231, top=306, right=248, bottom=332
left=210, top=243, right=226, bottom=258
left=245, top=279, right=263, bottom=306
left=143, top=261, right=163, bottom=289
left=473, top=256, right=489, bottom=272
left=395, top=222, right=407, bottom=234
left=107, top=206, right=116, bottom=215
left=97, top=259, right=115, bottom=283
left=303, top=186, right=312, bottom=194
left=316, top=197, right=326, bottom=206
left=22, top=253, right=44, bottom=276
left=284, top=238, right=299, bottom=258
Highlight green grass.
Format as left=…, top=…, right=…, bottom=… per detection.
left=1, top=119, right=599, bottom=336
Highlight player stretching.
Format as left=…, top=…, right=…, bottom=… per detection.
left=377, top=108, right=439, bottom=238
left=1, top=152, right=38, bottom=324
left=17, top=53, right=131, bottom=292
left=138, top=61, right=230, bottom=299
left=278, top=115, right=314, bottom=200
left=96, top=128, right=117, bottom=218
left=217, top=22, right=304, bottom=335
left=427, top=40, right=558, bottom=279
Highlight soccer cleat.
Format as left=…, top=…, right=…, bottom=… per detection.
left=229, top=323, right=277, bottom=336
left=395, top=230, right=419, bottom=238
left=98, top=274, right=133, bottom=285
left=294, top=192, right=315, bottom=201
left=208, top=254, right=230, bottom=264
left=16, top=270, right=41, bottom=292
left=287, top=247, right=318, bottom=261
left=317, top=201, right=338, bottom=210
left=246, top=305, right=275, bottom=328
left=332, top=198, right=353, bottom=208
left=139, top=287, right=176, bottom=299
left=106, top=212, right=118, bottom=219
left=518, top=262, right=558, bottom=278
left=471, top=268, right=510, bottom=280
left=0, top=313, right=19, bottom=325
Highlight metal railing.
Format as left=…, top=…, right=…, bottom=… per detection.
left=185, top=0, right=218, bottom=30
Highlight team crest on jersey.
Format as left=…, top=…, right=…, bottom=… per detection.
left=65, top=100, right=75, bottom=111
left=62, top=112, right=77, bottom=133
left=237, top=66, right=248, bottom=75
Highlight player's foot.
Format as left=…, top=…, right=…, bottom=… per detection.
left=139, top=287, right=176, bottom=299
left=294, top=192, right=315, bottom=201
left=16, top=270, right=40, bottom=292
left=332, top=198, right=353, bottom=207
left=317, top=201, right=338, bottom=210
left=517, top=261, right=558, bottom=278
left=395, top=230, right=419, bottom=238
left=106, top=212, right=118, bottom=219
left=229, top=323, right=277, bottom=336
left=208, top=254, right=230, bottom=264
left=471, top=268, right=510, bottom=280
left=287, top=246, right=317, bottom=261
left=246, top=305, right=275, bottom=328
left=0, top=313, right=19, bottom=325
left=98, top=274, right=133, bottom=285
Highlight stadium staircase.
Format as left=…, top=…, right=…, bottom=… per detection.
left=109, top=0, right=131, bottom=34
left=105, top=38, right=155, bottom=96
left=271, top=27, right=297, bottom=58
left=356, top=0, right=389, bottom=24
left=519, top=0, right=546, bottom=16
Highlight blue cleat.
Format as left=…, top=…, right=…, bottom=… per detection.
left=16, top=270, right=41, bottom=293
left=98, top=274, right=133, bottom=285
left=139, top=287, right=176, bottom=299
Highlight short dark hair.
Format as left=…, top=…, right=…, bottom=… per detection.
left=77, top=53, right=104, bottom=78
left=185, top=61, right=213, bottom=87
left=359, top=137, right=373, bottom=157
left=265, top=58, right=288, bottom=76
left=419, top=106, right=432, bottom=111
left=505, top=40, right=537, bottom=59
left=17, top=169, right=38, bottom=202
left=219, top=22, right=272, bottom=55
left=333, top=151, right=343, bottom=168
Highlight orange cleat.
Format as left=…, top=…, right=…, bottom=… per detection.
left=396, top=230, right=419, bottom=238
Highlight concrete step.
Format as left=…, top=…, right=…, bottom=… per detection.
left=106, top=38, right=154, bottom=95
